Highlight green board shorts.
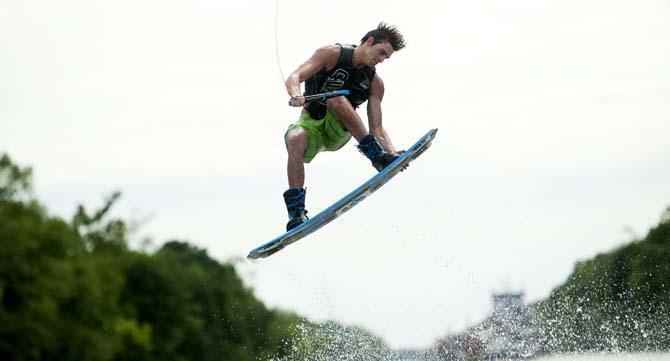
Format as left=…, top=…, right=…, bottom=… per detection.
left=284, top=108, right=352, bottom=163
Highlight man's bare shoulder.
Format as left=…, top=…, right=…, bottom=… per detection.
left=313, top=45, right=341, bottom=70
left=316, top=44, right=341, bottom=54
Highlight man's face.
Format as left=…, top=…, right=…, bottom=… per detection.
left=365, top=40, right=394, bottom=67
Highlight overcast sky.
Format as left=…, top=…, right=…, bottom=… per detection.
left=2, top=0, right=669, bottom=349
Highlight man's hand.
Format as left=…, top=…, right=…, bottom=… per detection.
left=394, top=150, right=409, bottom=171
left=288, top=95, right=305, bottom=107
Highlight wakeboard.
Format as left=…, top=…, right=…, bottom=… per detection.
left=247, top=128, right=438, bottom=260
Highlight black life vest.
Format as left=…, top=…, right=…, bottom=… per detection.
left=304, top=44, right=376, bottom=120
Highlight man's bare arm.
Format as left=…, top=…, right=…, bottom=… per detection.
left=367, top=74, right=398, bottom=153
left=285, top=45, right=339, bottom=106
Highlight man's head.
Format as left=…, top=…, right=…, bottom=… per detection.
left=359, top=22, right=406, bottom=67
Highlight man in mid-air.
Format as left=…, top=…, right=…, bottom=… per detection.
left=282, top=22, right=406, bottom=231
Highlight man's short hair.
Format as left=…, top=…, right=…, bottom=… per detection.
left=361, top=22, right=406, bottom=51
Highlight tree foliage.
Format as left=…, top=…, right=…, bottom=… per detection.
left=0, top=153, right=304, bottom=360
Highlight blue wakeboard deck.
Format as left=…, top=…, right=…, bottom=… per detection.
left=247, top=128, right=438, bottom=260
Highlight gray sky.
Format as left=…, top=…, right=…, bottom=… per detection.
left=2, top=0, right=669, bottom=349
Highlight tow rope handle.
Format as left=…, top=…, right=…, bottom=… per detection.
left=288, top=90, right=350, bottom=106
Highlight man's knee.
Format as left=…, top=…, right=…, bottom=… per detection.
left=326, top=96, right=350, bottom=112
left=286, top=128, right=308, bottom=153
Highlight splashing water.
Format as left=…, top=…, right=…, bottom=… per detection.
left=273, top=320, right=398, bottom=361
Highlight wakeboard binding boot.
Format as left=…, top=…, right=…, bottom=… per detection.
left=283, top=187, right=309, bottom=231
left=357, top=134, right=399, bottom=171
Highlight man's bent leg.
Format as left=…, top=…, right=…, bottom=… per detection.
left=326, top=97, right=398, bottom=172
left=326, top=96, right=367, bottom=141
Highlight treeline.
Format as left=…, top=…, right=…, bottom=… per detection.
left=0, top=154, right=302, bottom=360
left=0, top=154, right=394, bottom=360
left=533, top=208, right=670, bottom=353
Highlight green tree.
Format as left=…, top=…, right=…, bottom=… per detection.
left=0, top=153, right=384, bottom=360
left=120, top=241, right=299, bottom=361
left=0, top=154, right=32, bottom=202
